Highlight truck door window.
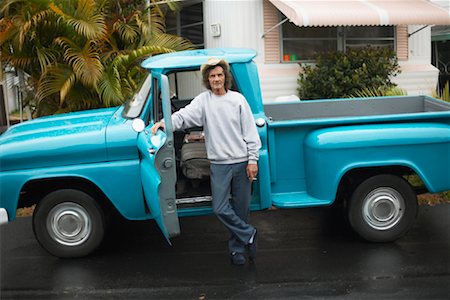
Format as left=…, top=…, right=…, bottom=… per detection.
left=168, top=70, right=238, bottom=112
left=168, top=70, right=205, bottom=112
left=152, top=77, right=163, bottom=122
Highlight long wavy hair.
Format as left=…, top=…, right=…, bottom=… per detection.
left=202, top=63, right=232, bottom=91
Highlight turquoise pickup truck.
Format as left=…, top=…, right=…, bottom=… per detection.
left=1, top=48, right=449, bottom=257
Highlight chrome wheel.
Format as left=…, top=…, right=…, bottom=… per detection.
left=46, top=202, right=91, bottom=246
left=363, top=187, right=405, bottom=231
left=34, top=189, right=105, bottom=257
left=349, top=175, right=417, bottom=242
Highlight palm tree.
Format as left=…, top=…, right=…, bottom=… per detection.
left=0, top=0, right=193, bottom=116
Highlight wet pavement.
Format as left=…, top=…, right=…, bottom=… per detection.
left=1, top=204, right=449, bottom=299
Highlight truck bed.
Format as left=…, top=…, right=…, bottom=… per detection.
left=264, top=96, right=450, bottom=121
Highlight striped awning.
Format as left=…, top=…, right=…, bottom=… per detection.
left=269, top=0, right=450, bottom=27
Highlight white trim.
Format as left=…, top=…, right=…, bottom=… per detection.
left=0, top=208, right=9, bottom=225
left=1, top=81, right=10, bottom=127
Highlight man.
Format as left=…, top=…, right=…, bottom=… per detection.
left=151, top=58, right=261, bottom=265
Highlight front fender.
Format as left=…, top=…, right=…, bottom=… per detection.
left=0, top=160, right=148, bottom=222
left=304, top=123, right=450, bottom=201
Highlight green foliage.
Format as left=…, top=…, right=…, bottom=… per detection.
left=432, top=81, right=450, bottom=102
left=0, top=0, right=193, bottom=116
left=298, top=47, right=401, bottom=100
left=405, top=175, right=450, bottom=205
left=351, top=86, right=407, bottom=98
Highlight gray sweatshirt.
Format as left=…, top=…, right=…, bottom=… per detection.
left=170, top=90, right=261, bottom=164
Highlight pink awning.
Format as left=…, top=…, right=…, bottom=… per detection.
left=269, top=0, right=450, bottom=26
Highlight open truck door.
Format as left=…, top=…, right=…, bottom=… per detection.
left=137, top=74, right=180, bottom=243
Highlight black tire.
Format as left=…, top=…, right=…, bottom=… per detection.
left=33, top=189, right=105, bottom=258
left=348, top=174, right=417, bottom=242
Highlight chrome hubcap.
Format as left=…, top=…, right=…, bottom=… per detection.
left=363, top=187, right=405, bottom=230
left=47, top=203, right=91, bottom=246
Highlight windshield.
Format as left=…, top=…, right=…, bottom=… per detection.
left=122, top=74, right=152, bottom=119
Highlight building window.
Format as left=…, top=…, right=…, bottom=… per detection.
left=281, top=22, right=338, bottom=62
left=280, top=15, right=396, bottom=62
left=166, top=0, right=204, bottom=48
left=344, top=26, right=395, bottom=51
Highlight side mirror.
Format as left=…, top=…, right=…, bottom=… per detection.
left=131, top=118, right=146, bottom=133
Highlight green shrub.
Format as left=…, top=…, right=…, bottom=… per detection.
left=432, top=81, right=450, bottom=102
left=298, top=47, right=401, bottom=100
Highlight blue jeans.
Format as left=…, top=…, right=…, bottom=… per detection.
left=210, top=162, right=255, bottom=254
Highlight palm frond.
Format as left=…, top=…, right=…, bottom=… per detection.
left=149, top=0, right=165, bottom=18
left=113, top=44, right=175, bottom=72
left=36, top=46, right=58, bottom=73
left=0, top=0, right=34, bottom=15
left=2, top=51, right=36, bottom=70
left=96, top=24, right=122, bottom=60
left=352, top=86, right=407, bottom=98
left=59, top=82, right=102, bottom=112
left=19, top=8, right=54, bottom=48
left=37, top=64, right=76, bottom=104
left=433, top=81, right=450, bottom=102
left=164, top=0, right=182, bottom=12
left=138, top=9, right=165, bottom=36
left=97, top=64, right=124, bottom=107
left=0, top=18, right=16, bottom=45
left=50, top=0, right=106, bottom=40
left=100, top=48, right=119, bottom=63
left=113, top=20, right=139, bottom=43
left=66, top=15, right=106, bottom=40
left=60, top=72, right=77, bottom=102
left=56, top=37, right=103, bottom=87
left=147, top=33, right=194, bottom=52
left=108, top=44, right=180, bottom=99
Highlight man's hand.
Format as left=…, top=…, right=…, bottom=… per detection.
left=246, top=163, right=258, bottom=181
left=150, top=121, right=165, bottom=135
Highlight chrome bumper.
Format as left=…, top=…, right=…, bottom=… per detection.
left=0, top=208, right=9, bottom=225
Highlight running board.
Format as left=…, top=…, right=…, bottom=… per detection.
left=176, top=196, right=212, bottom=205
left=271, top=192, right=331, bottom=208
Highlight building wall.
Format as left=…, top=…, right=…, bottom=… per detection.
left=262, top=0, right=280, bottom=63
left=393, top=26, right=439, bottom=95
left=1, top=72, right=19, bottom=113
left=204, top=0, right=264, bottom=64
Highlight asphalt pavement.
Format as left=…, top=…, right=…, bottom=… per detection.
left=1, top=204, right=449, bottom=299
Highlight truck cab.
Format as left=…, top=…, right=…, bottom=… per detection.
left=134, top=48, right=270, bottom=240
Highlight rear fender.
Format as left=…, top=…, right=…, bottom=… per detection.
left=304, top=123, right=450, bottom=201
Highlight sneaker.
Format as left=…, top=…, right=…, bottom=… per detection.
left=248, top=229, right=258, bottom=260
left=230, top=252, right=246, bottom=265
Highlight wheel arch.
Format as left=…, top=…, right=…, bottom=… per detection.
left=335, top=165, right=426, bottom=207
left=19, top=177, right=118, bottom=216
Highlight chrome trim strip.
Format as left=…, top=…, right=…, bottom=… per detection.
left=176, top=196, right=212, bottom=205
